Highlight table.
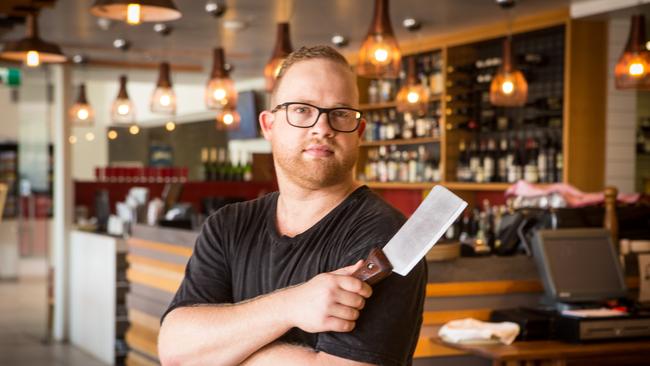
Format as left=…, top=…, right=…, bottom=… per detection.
left=434, top=337, right=650, bottom=366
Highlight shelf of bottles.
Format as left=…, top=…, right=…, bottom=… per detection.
left=358, top=50, right=444, bottom=185
left=447, top=25, right=565, bottom=185
left=200, top=147, right=253, bottom=182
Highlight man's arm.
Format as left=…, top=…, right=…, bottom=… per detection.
left=158, top=261, right=371, bottom=366
left=241, top=342, right=375, bottom=366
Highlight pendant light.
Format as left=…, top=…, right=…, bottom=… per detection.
left=150, top=62, right=176, bottom=114
left=396, top=57, right=429, bottom=115
left=216, top=107, right=240, bottom=131
left=111, top=75, right=136, bottom=124
left=0, top=10, right=66, bottom=67
left=69, top=84, right=95, bottom=125
left=615, top=14, right=650, bottom=90
left=264, top=22, right=293, bottom=92
left=205, top=48, right=237, bottom=110
left=90, top=0, right=182, bottom=25
left=489, top=36, right=528, bottom=107
left=356, top=0, right=401, bottom=79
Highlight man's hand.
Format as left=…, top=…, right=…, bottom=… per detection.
left=281, top=260, right=372, bottom=333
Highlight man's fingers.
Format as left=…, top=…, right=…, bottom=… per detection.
left=336, top=276, right=372, bottom=298
left=335, top=290, right=366, bottom=310
left=323, top=316, right=356, bottom=332
left=328, top=304, right=360, bottom=321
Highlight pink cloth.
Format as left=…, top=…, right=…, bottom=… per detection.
left=504, top=181, right=641, bottom=208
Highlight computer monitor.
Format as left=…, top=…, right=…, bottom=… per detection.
left=532, top=228, right=627, bottom=304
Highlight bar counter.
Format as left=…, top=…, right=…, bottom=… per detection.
left=123, top=224, right=640, bottom=366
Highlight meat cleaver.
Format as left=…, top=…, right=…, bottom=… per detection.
left=352, top=185, right=468, bottom=285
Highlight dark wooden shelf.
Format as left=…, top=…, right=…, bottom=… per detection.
left=360, top=136, right=440, bottom=147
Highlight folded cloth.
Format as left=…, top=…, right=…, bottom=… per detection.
left=505, top=180, right=640, bottom=208
left=438, top=318, right=520, bottom=345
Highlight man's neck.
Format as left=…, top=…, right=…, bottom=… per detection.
left=275, top=175, right=361, bottom=238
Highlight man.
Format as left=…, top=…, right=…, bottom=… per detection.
left=158, top=45, right=427, bottom=366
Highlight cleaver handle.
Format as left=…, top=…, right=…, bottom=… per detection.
left=351, top=248, right=394, bottom=286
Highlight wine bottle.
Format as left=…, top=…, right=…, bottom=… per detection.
left=497, top=137, right=508, bottom=182
left=201, top=147, right=210, bottom=181
left=483, top=139, right=497, bottom=183
left=523, top=137, right=539, bottom=183
left=457, top=140, right=470, bottom=182
left=469, top=139, right=481, bottom=183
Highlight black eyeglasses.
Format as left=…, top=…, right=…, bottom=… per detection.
left=271, top=102, right=363, bottom=133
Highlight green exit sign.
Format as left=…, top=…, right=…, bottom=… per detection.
left=0, top=67, right=21, bottom=87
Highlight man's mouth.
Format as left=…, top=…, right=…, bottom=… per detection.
left=303, top=144, right=334, bottom=157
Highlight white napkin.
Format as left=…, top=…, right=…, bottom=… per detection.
left=438, top=318, right=520, bottom=345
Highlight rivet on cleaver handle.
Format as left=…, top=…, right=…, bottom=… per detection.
left=351, top=248, right=393, bottom=286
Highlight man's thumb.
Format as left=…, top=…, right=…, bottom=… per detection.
left=331, top=259, right=364, bottom=276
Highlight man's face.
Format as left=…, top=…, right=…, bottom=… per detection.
left=259, top=59, right=365, bottom=189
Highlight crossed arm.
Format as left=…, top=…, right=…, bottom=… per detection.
left=157, top=261, right=376, bottom=366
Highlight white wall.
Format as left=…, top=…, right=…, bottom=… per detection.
left=604, top=18, right=637, bottom=193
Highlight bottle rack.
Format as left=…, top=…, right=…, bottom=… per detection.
left=352, top=14, right=610, bottom=195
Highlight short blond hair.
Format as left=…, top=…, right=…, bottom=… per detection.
left=271, top=45, right=352, bottom=97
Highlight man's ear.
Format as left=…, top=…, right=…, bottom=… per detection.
left=357, top=118, right=366, bottom=139
left=259, top=110, right=274, bottom=141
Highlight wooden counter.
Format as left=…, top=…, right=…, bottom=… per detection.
left=123, top=225, right=641, bottom=366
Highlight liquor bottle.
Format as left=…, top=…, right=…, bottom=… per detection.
left=537, top=135, right=549, bottom=183
left=402, top=112, right=414, bottom=139
left=430, top=152, right=441, bottom=182
left=398, top=150, right=409, bottom=182
left=469, top=139, right=481, bottom=182
left=243, top=152, right=253, bottom=182
left=408, top=150, right=418, bottom=183
left=217, top=148, right=228, bottom=181
left=387, top=146, right=399, bottom=182
left=380, top=79, right=393, bottom=102
left=368, top=80, right=379, bottom=104
left=388, top=108, right=401, bottom=140
left=417, top=145, right=427, bottom=182
left=497, top=137, right=508, bottom=182
left=457, top=140, right=470, bottom=182
left=201, top=147, right=210, bottom=181
left=483, top=139, right=497, bottom=183
left=508, top=139, right=523, bottom=183
left=430, top=54, right=444, bottom=95
left=523, top=137, right=539, bottom=183
left=377, top=146, right=388, bottom=183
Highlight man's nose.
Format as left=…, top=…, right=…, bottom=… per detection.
left=310, top=111, right=335, bottom=136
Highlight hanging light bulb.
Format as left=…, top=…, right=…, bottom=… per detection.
left=396, top=57, right=429, bottom=115
left=90, top=0, right=182, bottom=24
left=264, top=22, right=293, bottom=92
left=205, top=48, right=238, bottom=110
left=69, top=83, right=95, bottom=125
left=150, top=62, right=177, bottom=115
left=129, top=124, right=140, bottom=135
left=108, top=130, right=119, bottom=140
left=215, top=107, right=240, bottom=130
left=615, top=14, right=650, bottom=90
left=165, top=121, right=176, bottom=131
left=489, top=37, right=528, bottom=107
left=357, top=0, right=401, bottom=79
left=0, top=11, right=66, bottom=67
left=111, top=75, right=136, bottom=124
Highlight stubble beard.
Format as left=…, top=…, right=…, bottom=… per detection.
left=274, top=140, right=358, bottom=189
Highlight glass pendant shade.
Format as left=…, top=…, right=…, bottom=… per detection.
left=356, top=0, right=401, bottom=79
left=215, top=107, right=240, bottom=130
left=111, top=75, right=136, bottom=124
left=264, top=22, right=293, bottom=92
left=205, top=48, right=238, bottom=110
left=69, top=83, right=95, bottom=125
left=150, top=62, right=176, bottom=114
left=396, top=57, right=429, bottom=115
left=90, top=0, right=182, bottom=24
left=489, top=37, right=528, bottom=107
left=0, top=12, right=66, bottom=66
left=615, top=15, right=650, bottom=90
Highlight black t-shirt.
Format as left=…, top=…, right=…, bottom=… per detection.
left=164, top=186, right=427, bottom=366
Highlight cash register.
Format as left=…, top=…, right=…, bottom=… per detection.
left=492, top=228, right=650, bottom=342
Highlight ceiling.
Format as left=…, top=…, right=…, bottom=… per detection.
left=0, top=0, right=590, bottom=81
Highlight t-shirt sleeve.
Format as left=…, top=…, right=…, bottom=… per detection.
left=315, top=212, right=428, bottom=366
left=161, top=212, right=233, bottom=323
